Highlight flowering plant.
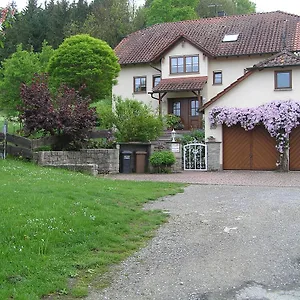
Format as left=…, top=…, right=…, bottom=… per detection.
left=209, top=100, right=300, bottom=158
left=0, top=4, right=15, bottom=47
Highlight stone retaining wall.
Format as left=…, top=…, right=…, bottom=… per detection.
left=33, top=148, right=119, bottom=175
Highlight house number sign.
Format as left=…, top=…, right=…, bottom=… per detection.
left=171, top=143, right=180, bottom=153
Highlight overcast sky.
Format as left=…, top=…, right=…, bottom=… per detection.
left=3, top=0, right=300, bottom=16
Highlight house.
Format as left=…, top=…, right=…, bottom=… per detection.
left=113, top=11, right=300, bottom=171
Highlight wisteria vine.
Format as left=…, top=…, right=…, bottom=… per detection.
left=209, top=100, right=300, bottom=155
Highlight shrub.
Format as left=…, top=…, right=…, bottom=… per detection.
left=101, top=97, right=163, bottom=142
left=149, top=150, right=176, bottom=173
left=164, top=114, right=184, bottom=130
left=19, top=74, right=97, bottom=150
left=181, top=129, right=205, bottom=145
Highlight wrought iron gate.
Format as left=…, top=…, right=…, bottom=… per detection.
left=183, top=143, right=207, bottom=171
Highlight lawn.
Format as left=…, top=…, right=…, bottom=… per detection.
left=0, top=159, right=184, bottom=299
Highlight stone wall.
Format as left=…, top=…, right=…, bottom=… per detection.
left=33, top=147, right=120, bottom=176
left=206, top=141, right=221, bottom=171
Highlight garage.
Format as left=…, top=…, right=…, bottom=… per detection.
left=223, top=125, right=278, bottom=170
left=289, top=126, right=300, bottom=171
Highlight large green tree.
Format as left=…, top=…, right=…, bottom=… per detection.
left=197, top=0, right=255, bottom=17
left=47, top=34, right=120, bottom=101
left=146, top=0, right=198, bottom=26
left=0, top=42, right=54, bottom=114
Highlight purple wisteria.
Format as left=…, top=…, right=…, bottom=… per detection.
left=209, top=100, right=300, bottom=154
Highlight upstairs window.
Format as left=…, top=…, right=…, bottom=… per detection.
left=275, top=71, right=292, bottom=90
left=153, top=75, right=161, bottom=87
left=213, top=71, right=222, bottom=85
left=170, top=55, right=199, bottom=74
left=134, top=76, right=146, bottom=93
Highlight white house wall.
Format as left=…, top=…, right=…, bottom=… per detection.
left=161, top=41, right=208, bottom=79
left=112, top=64, right=161, bottom=111
left=205, top=67, right=300, bottom=166
left=207, top=55, right=269, bottom=102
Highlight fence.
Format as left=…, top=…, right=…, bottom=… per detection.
left=5, top=130, right=112, bottom=159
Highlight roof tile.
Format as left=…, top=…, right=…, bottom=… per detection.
left=251, top=50, right=300, bottom=68
left=152, top=76, right=207, bottom=92
left=115, top=11, right=300, bottom=65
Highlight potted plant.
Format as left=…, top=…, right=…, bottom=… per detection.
left=164, top=114, right=184, bottom=130
left=149, top=150, right=176, bottom=173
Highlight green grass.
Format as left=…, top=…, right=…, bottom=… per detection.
left=0, top=159, right=184, bottom=299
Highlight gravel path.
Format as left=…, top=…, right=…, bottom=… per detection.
left=88, top=173, right=300, bottom=300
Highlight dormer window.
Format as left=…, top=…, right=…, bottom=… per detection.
left=170, top=55, right=199, bottom=74
left=223, top=34, right=239, bottom=42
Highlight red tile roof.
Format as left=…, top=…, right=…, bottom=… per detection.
left=250, top=49, right=300, bottom=68
left=152, top=76, right=208, bottom=92
left=115, top=11, right=300, bottom=65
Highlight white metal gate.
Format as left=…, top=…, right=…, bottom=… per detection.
left=183, top=143, right=207, bottom=171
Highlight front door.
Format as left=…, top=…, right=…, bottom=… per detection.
left=168, top=98, right=201, bottom=130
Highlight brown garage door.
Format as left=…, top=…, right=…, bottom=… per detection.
left=223, top=125, right=278, bottom=170
left=289, top=126, right=300, bottom=170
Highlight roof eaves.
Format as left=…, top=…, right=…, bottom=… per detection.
left=200, top=71, right=255, bottom=111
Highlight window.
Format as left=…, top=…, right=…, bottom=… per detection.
left=223, top=34, right=239, bottom=42
left=275, top=71, right=292, bottom=90
left=153, top=75, right=161, bottom=87
left=213, top=71, right=222, bottom=85
left=170, top=55, right=199, bottom=74
left=172, top=102, right=181, bottom=116
left=134, top=76, right=146, bottom=93
left=191, top=100, right=199, bottom=116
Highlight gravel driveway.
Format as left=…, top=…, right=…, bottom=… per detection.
left=88, top=173, right=300, bottom=300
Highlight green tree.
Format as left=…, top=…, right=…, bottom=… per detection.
left=0, top=43, right=54, bottom=114
left=146, top=0, right=198, bottom=26
left=44, top=0, right=71, bottom=49
left=101, top=97, right=163, bottom=142
left=78, top=0, right=133, bottom=47
left=234, top=0, right=256, bottom=14
left=197, top=0, right=255, bottom=17
left=47, top=34, right=120, bottom=101
left=17, top=0, right=47, bottom=52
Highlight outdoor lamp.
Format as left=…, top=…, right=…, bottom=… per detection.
left=171, top=129, right=176, bottom=142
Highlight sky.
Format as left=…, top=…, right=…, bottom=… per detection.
left=2, top=0, right=300, bottom=16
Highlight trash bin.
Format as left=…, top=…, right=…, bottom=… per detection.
left=121, top=150, right=132, bottom=173
left=135, top=151, right=147, bottom=173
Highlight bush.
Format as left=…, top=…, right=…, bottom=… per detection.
left=180, top=129, right=205, bottom=145
left=19, top=74, right=97, bottom=150
left=164, top=114, right=184, bottom=130
left=101, top=97, right=163, bottom=142
left=90, top=98, right=112, bottom=128
left=149, top=150, right=176, bottom=173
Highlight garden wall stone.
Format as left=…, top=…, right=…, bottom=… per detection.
left=33, top=147, right=120, bottom=175
left=206, top=141, right=221, bottom=171
left=149, top=141, right=183, bottom=173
